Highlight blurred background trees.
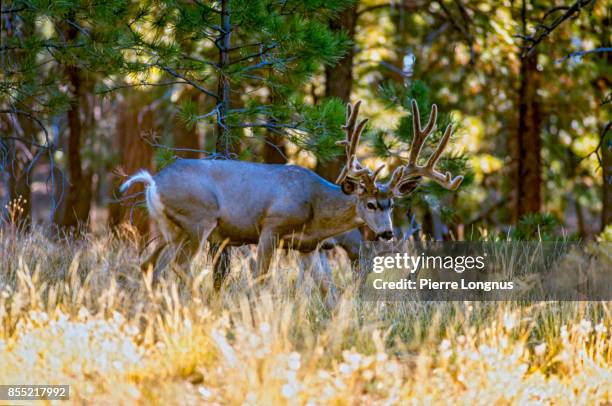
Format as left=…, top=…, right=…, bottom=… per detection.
left=1, top=0, right=610, bottom=240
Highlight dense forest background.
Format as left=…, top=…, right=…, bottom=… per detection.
left=1, top=0, right=610, bottom=241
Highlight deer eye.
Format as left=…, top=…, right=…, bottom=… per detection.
left=366, top=202, right=376, bottom=210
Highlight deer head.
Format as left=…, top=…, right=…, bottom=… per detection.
left=335, top=99, right=463, bottom=240
left=335, top=101, right=405, bottom=240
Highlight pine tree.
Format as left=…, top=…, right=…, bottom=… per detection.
left=315, top=1, right=359, bottom=181
left=1, top=0, right=142, bottom=228
left=116, top=0, right=355, bottom=159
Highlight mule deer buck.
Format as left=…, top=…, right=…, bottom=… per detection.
left=120, top=100, right=462, bottom=291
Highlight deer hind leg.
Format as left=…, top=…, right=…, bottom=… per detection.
left=145, top=214, right=218, bottom=283
left=141, top=242, right=168, bottom=279
left=254, top=228, right=278, bottom=283
left=296, top=252, right=307, bottom=289
left=171, top=219, right=220, bottom=284
left=300, top=250, right=338, bottom=309
left=171, top=236, right=200, bottom=284
left=210, top=243, right=231, bottom=291
left=140, top=213, right=184, bottom=280
left=141, top=231, right=187, bottom=283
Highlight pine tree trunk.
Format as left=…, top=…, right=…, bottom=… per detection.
left=215, top=0, right=233, bottom=155
left=108, top=92, right=155, bottom=235
left=602, top=123, right=612, bottom=229
left=55, top=66, right=91, bottom=229
left=513, top=51, right=542, bottom=221
left=513, top=1, right=542, bottom=222
left=53, top=19, right=93, bottom=230
left=315, top=4, right=359, bottom=182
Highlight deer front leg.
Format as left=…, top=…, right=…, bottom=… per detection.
left=211, top=243, right=230, bottom=290
left=254, top=229, right=277, bottom=282
left=141, top=242, right=167, bottom=275
left=172, top=237, right=200, bottom=284
left=299, top=250, right=338, bottom=309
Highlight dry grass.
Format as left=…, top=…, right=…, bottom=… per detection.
left=1, top=225, right=612, bottom=405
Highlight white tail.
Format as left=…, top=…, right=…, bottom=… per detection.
left=120, top=170, right=167, bottom=236
left=120, top=170, right=154, bottom=193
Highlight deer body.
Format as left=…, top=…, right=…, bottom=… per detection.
left=127, top=159, right=373, bottom=251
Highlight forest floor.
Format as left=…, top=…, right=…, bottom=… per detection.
left=1, top=226, right=611, bottom=405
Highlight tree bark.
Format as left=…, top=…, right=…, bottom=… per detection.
left=513, top=0, right=542, bottom=222
left=315, top=4, right=359, bottom=182
left=174, top=87, right=202, bottom=159
left=108, top=92, right=155, bottom=235
left=602, top=122, right=612, bottom=229
left=513, top=51, right=542, bottom=221
left=215, top=0, right=233, bottom=155
left=262, top=94, right=287, bottom=164
left=262, top=133, right=287, bottom=164
left=54, top=33, right=92, bottom=230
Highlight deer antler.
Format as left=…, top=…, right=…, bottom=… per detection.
left=335, top=101, right=385, bottom=192
left=400, top=100, right=463, bottom=191
left=381, top=165, right=405, bottom=190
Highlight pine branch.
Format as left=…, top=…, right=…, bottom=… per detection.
left=0, top=41, right=86, bottom=51
left=579, top=121, right=612, bottom=167
left=141, top=134, right=215, bottom=156
left=517, top=0, right=594, bottom=57
left=436, top=0, right=475, bottom=63
left=228, top=43, right=279, bottom=65
left=0, top=109, right=50, bottom=141
left=96, top=80, right=188, bottom=95
left=357, top=1, right=423, bottom=17
left=226, top=42, right=264, bottom=52
left=65, top=19, right=91, bottom=38
left=181, top=54, right=219, bottom=68
left=239, top=56, right=296, bottom=74
left=230, top=122, right=302, bottom=132
left=556, top=47, right=612, bottom=63
left=0, top=135, right=49, bottom=149
left=1, top=5, right=27, bottom=13
left=154, top=63, right=218, bottom=99
left=193, top=0, right=221, bottom=14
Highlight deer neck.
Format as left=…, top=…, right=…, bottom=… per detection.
left=312, top=185, right=364, bottom=239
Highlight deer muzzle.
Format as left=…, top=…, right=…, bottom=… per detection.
left=376, top=230, right=394, bottom=241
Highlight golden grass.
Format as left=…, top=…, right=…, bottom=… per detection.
left=0, top=226, right=611, bottom=405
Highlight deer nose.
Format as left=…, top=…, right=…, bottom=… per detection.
left=377, top=230, right=394, bottom=241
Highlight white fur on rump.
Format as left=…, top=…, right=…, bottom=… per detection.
left=120, top=170, right=172, bottom=242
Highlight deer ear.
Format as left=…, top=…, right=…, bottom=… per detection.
left=394, top=176, right=421, bottom=197
left=341, top=177, right=360, bottom=195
